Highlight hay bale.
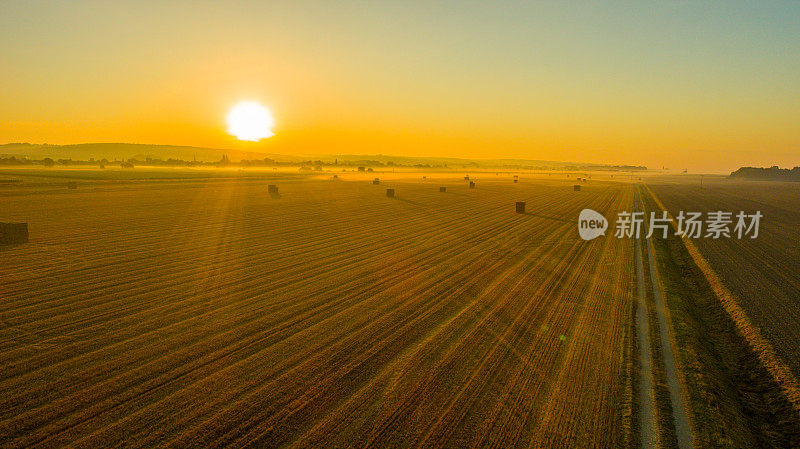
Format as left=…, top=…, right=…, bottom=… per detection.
left=515, top=202, right=526, bottom=214
left=386, top=188, right=395, bottom=198
left=372, top=178, right=380, bottom=185
left=469, top=181, right=475, bottom=189
left=439, top=186, right=446, bottom=192
left=0, top=222, right=28, bottom=245
left=333, top=174, right=338, bottom=179
left=573, top=185, right=581, bottom=191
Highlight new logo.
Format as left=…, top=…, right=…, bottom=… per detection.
left=578, top=209, right=608, bottom=240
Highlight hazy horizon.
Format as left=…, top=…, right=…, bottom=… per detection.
left=3, top=140, right=796, bottom=174
left=0, top=141, right=691, bottom=172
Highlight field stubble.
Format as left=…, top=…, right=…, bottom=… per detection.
left=1, top=172, right=635, bottom=448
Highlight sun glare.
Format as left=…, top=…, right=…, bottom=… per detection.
left=227, top=101, right=275, bottom=141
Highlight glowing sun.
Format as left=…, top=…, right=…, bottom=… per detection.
left=227, top=101, right=274, bottom=141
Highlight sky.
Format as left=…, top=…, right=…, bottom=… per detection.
left=1, top=0, right=798, bottom=171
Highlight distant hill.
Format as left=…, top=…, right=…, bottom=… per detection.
left=729, top=166, right=800, bottom=182
left=0, top=143, right=289, bottom=163
left=1, top=142, right=648, bottom=170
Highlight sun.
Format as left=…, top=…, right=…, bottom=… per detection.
left=226, top=101, right=275, bottom=141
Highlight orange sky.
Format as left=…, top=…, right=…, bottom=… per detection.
left=1, top=1, right=798, bottom=171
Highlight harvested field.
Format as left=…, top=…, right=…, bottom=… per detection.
left=647, top=177, right=800, bottom=379
left=640, top=178, right=800, bottom=446
left=0, top=171, right=636, bottom=448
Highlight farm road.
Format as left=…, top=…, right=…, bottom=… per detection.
left=636, top=184, right=693, bottom=449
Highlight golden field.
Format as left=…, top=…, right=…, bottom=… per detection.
left=2, top=168, right=799, bottom=447
left=1, top=170, right=635, bottom=447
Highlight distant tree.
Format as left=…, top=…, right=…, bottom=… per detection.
left=0, top=156, right=25, bottom=166
left=730, top=166, right=800, bottom=181
left=43, top=158, right=55, bottom=167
